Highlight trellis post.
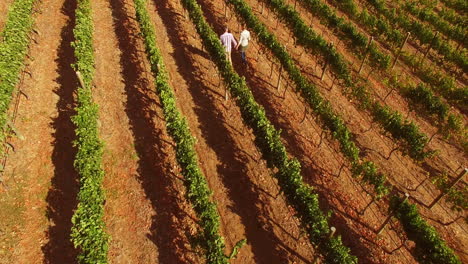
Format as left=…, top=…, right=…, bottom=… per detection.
left=420, top=31, right=439, bottom=65
left=429, top=168, right=467, bottom=209
left=392, top=32, right=411, bottom=70
left=377, top=193, right=409, bottom=234
left=358, top=36, right=374, bottom=74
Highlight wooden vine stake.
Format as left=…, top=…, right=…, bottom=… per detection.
left=225, top=86, right=229, bottom=101
left=420, top=31, right=439, bottom=65
left=329, top=226, right=336, bottom=238
left=377, top=193, right=409, bottom=235
left=392, top=32, right=411, bottom=70
left=300, top=105, right=308, bottom=123
left=320, top=59, right=328, bottom=80
left=429, top=168, right=467, bottom=209
left=76, top=71, right=86, bottom=89
left=358, top=36, right=374, bottom=74
left=321, top=42, right=333, bottom=81
left=277, top=65, right=283, bottom=91
left=312, top=227, right=335, bottom=264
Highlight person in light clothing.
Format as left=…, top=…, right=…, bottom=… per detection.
left=236, top=24, right=251, bottom=64
left=220, top=26, right=238, bottom=64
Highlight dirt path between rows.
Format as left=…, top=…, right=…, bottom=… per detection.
left=0, top=0, right=78, bottom=263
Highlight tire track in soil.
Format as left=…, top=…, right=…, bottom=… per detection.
left=0, top=0, right=76, bottom=263
left=0, top=0, right=14, bottom=31
left=101, top=0, right=200, bottom=263
left=229, top=0, right=468, bottom=261
left=149, top=0, right=316, bottom=262
left=243, top=1, right=468, bottom=259
left=198, top=0, right=418, bottom=262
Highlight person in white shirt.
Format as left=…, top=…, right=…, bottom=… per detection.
left=236, top=24, right=251, bottom=65
left=220, top=26, right=238, bottom=64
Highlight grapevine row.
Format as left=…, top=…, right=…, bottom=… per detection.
left=401, top=1, right=466, bottom=46
left=298, top=0, right=465, bottom=141
left=132, top=0, right=237, bottom=262
left=391, top=196, right=462, bottom=264
left=225, top=0, right=461, bottom=262
left=386, top=77, right=466, bottom=146
left=438, top=7, right=466, bottom=27
left=439, top=0, right=468, bottom=15
left=181, top=0, right=358, bottom=262
left=258, top=0, right=434, bottom=162
left=260, top=0, right=466, bottom=215
left=364, top=0, right=467, bottom=72
left=324, top=0, right=467, bottom=115
left=69, top=0, right=109, bottom=262
left=298, top=0, right=391, bottom=70
left=0, top=0, right=36, bottom=155
left=229, top=0, right=390, bottom=195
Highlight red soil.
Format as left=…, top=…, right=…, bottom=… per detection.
left=0, top=0, right=465, bottom=263
left=0, top=0, right=75, bottom=262
left=0, top=0, right=14, bottom=31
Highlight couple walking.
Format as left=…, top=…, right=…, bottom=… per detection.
left=220, top=24, right=251, bottom=65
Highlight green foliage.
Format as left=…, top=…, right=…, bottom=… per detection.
left=365, top=0, right=468, bottom=72
left=181, top=0, right=357, bottom=262
left=439, top=7, right=467, bottom=28
left=228, top=239, right=247, bottom=259
left=391, top=196, right=462, bottom=264
left=330, top=0, right=467, bottom=111
left=300, top=0, right=391, bottom=70
left=230, top=0, right=389, bottom=193
left=406, top=83, right=448, bottom=120
left=0, top=0, right=35, bottom=155
left=432, top=173, right=468, bottom=212
left=133, top=0, right=231, bottom=262
left=386, top=77, right=466, bottom=144
left=229, top=0, right=460, bottom=261
left=440, top=0, right=468, bottom=15
left=402, top=2, right=466, bottom=45
left=400, top=53, right=467, bottom=111
left=373, top=105, right=435, bottom=160
left=445, top=114, right=464, bottom=135
left=257, top=0, right=434, bottom=162
left=69, top=0, right=109, bottom=262
left=234, top=0, right=440, bottom=197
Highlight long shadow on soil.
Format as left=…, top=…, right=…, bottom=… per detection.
left=109, top=0, right=194, bottom=263
left=153, top=1, right=299, bottom=263
left=42, top=0, right=79, bottom=262
left=196, top=0, right=378, bottom=262
left=242, top=47, right=379, bottom=264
